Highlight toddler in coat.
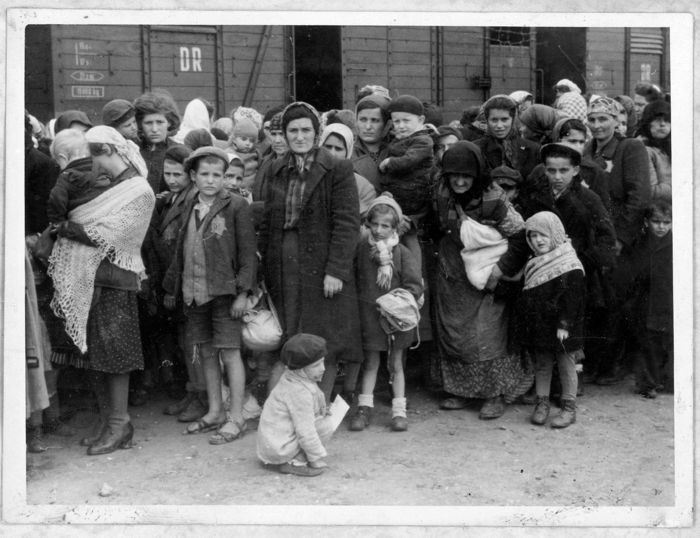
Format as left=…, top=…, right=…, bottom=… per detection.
left=520, top=211, right=586, bottom=428
left=257, top=334, right=334, bottom=477
left=350, top=193, right=423, bottom=433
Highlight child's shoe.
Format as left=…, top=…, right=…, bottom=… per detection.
left=391, top=416, right=408, bottom=431
left=349, top=406, right=371, bottom=431
left=530, top=396, right=550, bottom=425
left=550, top=399, right=576, bottom=428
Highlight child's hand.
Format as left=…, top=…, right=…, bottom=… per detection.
left=485, top=264, right=503, bottom=291
left=378, top=158, right=391, bottom=173
left=308, top=459, right=328, bottom=469
left=230, top=293, right=249, bottom=319
left=323, top=274, right=343, bottom=298
left=557, top=328, right=569, bottom=342
left=163, top=294, right=176, bottom=310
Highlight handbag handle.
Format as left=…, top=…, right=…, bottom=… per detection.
left=259, top=281, right=281, bottom=328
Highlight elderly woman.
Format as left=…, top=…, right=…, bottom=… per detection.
left=48, top=126, right=155, bottom=455
left=258, top=102, right=362, bottom=403
left=432, top=141, right=530, bottom=419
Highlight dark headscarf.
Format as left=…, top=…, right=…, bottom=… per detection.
left=440, top=140, right=488, bottom=203
left=519, top=104, right=566, bottom=143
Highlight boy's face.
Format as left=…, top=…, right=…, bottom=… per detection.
left=528, top=230, right=553, bottom=256
left=303, top=358, right=325, bottom=382
left=223, top=165, right=245, bottom=191
left=545, top=156, right=579, bottom=196
left=559, top=129, right=586, bottom=154
left=391, top=111, right=424, bottom=140
left=116, top=116, right=139, bottom=142
left=163, top=159, right=190, bottom=193
left=646, top=210, right=672, bottom=238
left=232, top=134, right=256, bottom=153
left=190, top=159, right=226, bottom=199
left=487, top=109, right=513, bottom=140
left=141, top=113, right=169, bottom=144
left=357, top=107, right=385, bottom=144
left=368, top=211, right=397, bottom=242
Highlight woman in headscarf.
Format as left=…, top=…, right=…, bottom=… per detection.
left=474, top=94, right=540, bottom=180
left=171, top=98, right=212, bottom=145
left=352, top=93, right=392, bottom=191
left=636, top=100, right=671, bottom=201
left=47, top=126, right=155, bottom=455
left=518, top=104, right=567, bottom=145
left=552, top=79, right=588, bottom=122
left=431, top=141, right=530, bottom=419
left=258, top=102, right=362, bottom=403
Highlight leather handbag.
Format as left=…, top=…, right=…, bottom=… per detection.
left=241, top=282, right=283, bottom=352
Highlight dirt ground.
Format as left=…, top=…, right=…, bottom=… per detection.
left=26, top=373, right=674, bottom=508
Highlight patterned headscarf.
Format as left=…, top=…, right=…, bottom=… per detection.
left=554, top=92, right=588, bottom=122
left=85, top=125, right=148, bottom=178
left=587, top=97, right=623, bottom=118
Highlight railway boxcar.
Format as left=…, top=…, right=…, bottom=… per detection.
left=25, top=24, right=669, bottom=126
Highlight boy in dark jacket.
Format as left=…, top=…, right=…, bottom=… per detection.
left=521, top=211, right=586, bottom=429
left=163, top=146, right=257, bottom=444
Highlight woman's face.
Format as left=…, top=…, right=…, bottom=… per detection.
left=448, top=174, right=475, bottom=194
left=285, top=117, right=316, bottom=154
left=269, top=129, right=288, bottom=156
left=487, top=109, right=513, bottom=140
left=141, top=113, right=169, bottom=145
left=650, top=117, right=671, bottom=140
left=519, top=123, right=536, bottom=141
left=633, top=94, right=647, bottom=118
left=587, top=113, right=617, bottom=142
left=322, top=133, right=348, bottom=161
left=615, top=111, right=628, bottom=137
left=356, top=107, right=385, bottom=145
left=435, top=134, right=459, bottom=163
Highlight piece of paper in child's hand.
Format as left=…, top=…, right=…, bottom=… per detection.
left=328, top=395, right=350, bottom=432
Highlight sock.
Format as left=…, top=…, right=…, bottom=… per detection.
left=357, top=393, right=374, bottom=408
left=391, top=397, right=407, bottom=418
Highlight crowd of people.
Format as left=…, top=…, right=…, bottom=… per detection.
left=24, top=77, right=673, bottom=477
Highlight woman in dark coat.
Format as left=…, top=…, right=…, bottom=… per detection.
left=431, top=141, right=531, bottom=419
left=258, top=102, right=362, bottom=403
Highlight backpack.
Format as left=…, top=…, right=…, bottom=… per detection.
left=375, top=288, right=421, bottom=335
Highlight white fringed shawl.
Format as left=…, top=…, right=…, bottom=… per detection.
left=48, top=175, right=155, bottom=352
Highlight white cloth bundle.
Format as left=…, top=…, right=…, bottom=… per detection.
left=459, top=217, right=508, bottom=290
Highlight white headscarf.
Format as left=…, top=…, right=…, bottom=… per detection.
left=85, top=125, right=148, bottom=178
left=171, top=99, right=212, bottom=144
left=319, top=122, right=355, bottom=158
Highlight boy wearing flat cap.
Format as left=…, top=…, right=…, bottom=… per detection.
left=102, top=99, right=139, bottom=143
left=163, top=146, right=257, bottom=445
left=257, top=334, right=334, bottom=477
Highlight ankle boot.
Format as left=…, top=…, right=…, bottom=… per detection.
left=530, top=396, right=550, bottom=425
left=551, top=399, right=576, bottom=428
left=27, top=424, right=47, bottom=453
left=87, top=421, right=134, bottom=455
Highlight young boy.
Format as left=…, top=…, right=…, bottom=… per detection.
left=257, top=333, right=334, bottom=477
left=230, top=107, right=262, bottom=188
left=378, top=94, right=434, bottom=264
left=223, top=154, right=250, bottom=201
left=102, top=99, right=139, bottom=143
left=162, top=146, right=257, bottom=444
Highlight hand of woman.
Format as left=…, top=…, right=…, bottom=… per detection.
left=398, top=215, right=413, bottom=236
left=485, top=264, right=503, bottom=291
left=323, top=274, right=343, bottom=298
left=378, top=158, right=391, bottom=173
left=557, top=328, right=569, bottom=342
left=230, top=293, right=249, bottom=319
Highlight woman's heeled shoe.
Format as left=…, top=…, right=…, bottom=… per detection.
left=80, top=419, right=107, bottom=447
left=87, top=422, right=134, bottom=456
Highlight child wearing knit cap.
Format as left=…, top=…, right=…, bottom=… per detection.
left=257, top=334, right=334, bottom=477
left=350, top=193, right=423, bottom=433
left=230, top=106, right=263, bottom=189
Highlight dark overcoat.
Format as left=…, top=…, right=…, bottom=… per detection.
left=258, top=147, right=362, bottom=360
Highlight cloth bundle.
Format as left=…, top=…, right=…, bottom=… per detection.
left=459, top=216, right=508, bottom=290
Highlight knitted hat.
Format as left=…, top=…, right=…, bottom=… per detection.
left=387, top=95, right=424, bottom=117
left=232, top=117, right=259, bottom=139
left=183, top=145, right=230, bottom=174
left=441, top=140, right=483, bottom=177
left=540, top=143, right=582, bottom=167
left=55, top=110, right=93, bottom=134
left=367, top=191, right=404, bottom=222
left=355, top=94, right=391, bottom=122
left=587, top=97, right=622, bottom=118
left=490, top=165, right=523, bottom=185
left=164, top=143, right=192, bottom=165
left=281, top=333, right=327, bottom=370
left=102, top=99, right=135, bottom=127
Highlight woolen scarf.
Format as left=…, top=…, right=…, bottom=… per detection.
left=523, top=211, right=584, bottom=290
left=368, top=231, right=400, bottom=290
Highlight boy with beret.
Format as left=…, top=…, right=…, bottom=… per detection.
left=257, top=333, right=334, bottom=477
left=102, top=99, right=139, bottom=143
left=162, top=146, right=257, bottom=444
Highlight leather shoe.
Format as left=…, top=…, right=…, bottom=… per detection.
left=479, top=396, right=506, bottom=420
left=439, top=396, right=468, bottom=410
left=164, top=392, right=195, bottom=416
left=391, top=416, right=408, bottom=432
left=277, top=462, right=324, bottom=477
left=177, top=392, right=208, bottom=423
left=349, top=406, right=371, bottom=431
left=87, top=422, right=134, bottom=456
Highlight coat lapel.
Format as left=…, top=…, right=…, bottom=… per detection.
left=199, top=194, right=231, bottom=232
left=159, top=186, right=196, bottom=233
left=299, top=149, right=332, bottom=210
